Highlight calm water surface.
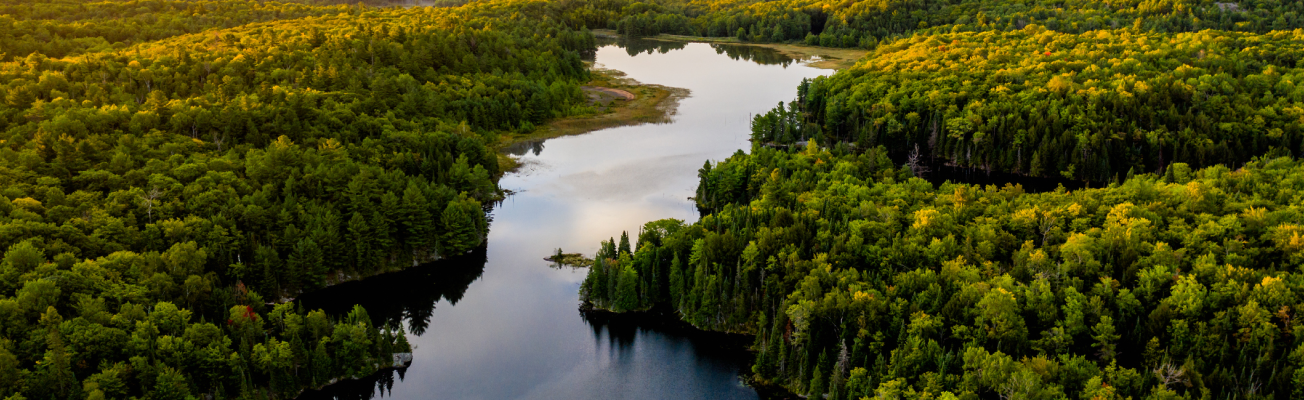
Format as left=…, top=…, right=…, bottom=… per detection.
left=299, top=39, right=828, bottom=400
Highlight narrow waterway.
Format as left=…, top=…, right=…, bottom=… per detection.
left=298, top=39, right=828, bottom=400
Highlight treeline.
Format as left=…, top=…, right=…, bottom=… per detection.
left=751, top=27, right=1304, bottom=181
left=0, top=0, right=350, bottom=62
left=0, top=0, right=595, bottom=301
left=584, top=143, right=1304, bottom=399
left=2, top=292, right=410, bottom=400
left=602, top=0, right=1304, bottom=48
left=0, top=0, right=601, bottom=398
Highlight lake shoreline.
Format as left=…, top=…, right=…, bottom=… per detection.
left=592, top=29, right=868, bottom=70
left=579, top=303, right=801, bottom=399
left=304, top=37, right=827, bottom=400
left=497, top=67, right=689, bottom=173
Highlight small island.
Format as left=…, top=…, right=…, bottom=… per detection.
left=545, top=249, right=595, bottom=268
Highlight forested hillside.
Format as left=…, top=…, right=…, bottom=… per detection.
left=7, top=0, right=1304, bottom=398
left=753, top=27, right=1304, bottom=181
left=585, top=144, right=1304, bottom=399
left=580, top=0, right=1304, bottom=399
left=0, top=0, right=350, bottom=62
left=611, top=0, right=1304, bottom=47
left=0, top=0, right=598, bottom=398
left=565, top=0, right=1304, bottom=181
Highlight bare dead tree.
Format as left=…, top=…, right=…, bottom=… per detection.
left=1154, top=363, right=1188, bottom=390
left=999, top=371, right=1036, bottom=400
left=830, top=340, right=850, bottom=392
left=1246, top=379, right=1262, bottom=396
left=140, top=186, right=162, bottom=222
left=907, top=144, right=929, bottom=178
left=836, top=340, right=850, bottom=376
left=1039, top=212, right=1058, bottom=246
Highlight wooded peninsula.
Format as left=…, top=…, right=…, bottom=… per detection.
left=2, top=0, right=1304, bottom=399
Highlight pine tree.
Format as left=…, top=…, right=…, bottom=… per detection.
left=289, top=238, right=324, bottom=289
left=440, top=194, right=483, bottom=255
left=669, top=253, right=685, bottom=312
left=395, top=331, right=411, bottom=353
left=808, top=364, right=825, bottom=400
left=401, top=182, right=433, bottom=251
left=1029, top=150, right=1043, bottom=176
left=619, top=231, right=632, bottom=255
left=311, top=340, right=331, bottom=386
left=614, top=265, right=640, bottom=312
left=256, top=245, right=283, bottom=297
left=585, top=257, right=609, bottom=306
left=37, top=307, right=75, bottom=399
left=371, top=210, right=393, bottom=267
left=348, top=212, right=371, bottom=272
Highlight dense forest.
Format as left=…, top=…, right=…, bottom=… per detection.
left=8, top=0, right=1304, bottom=398
left=0, top=0, right=349, bottom=62
left=610, top=0, right=1304, bottom=47
left=577, top=0, right=1304, bottom=398
left=584, top=144, right=1304, bottom=399
left=0, top=0, right=600, bottom=398
left=753, top=28, right=1304, bottom=181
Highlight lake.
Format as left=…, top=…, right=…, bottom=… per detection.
left=298, top=38, right=829, bottom=400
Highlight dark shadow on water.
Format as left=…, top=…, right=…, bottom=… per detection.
left=294, top=248, right=487, bottom=400
left=296, top=246, right=488, bottom=335
left=591, top=37, right=798, bottom=68
left=594, top=36, right=688, bottom=58
left=581, top=308, right=751, bottom=361
left=297, top=366, right=407, bottom=400
left=709, top=43, right=798, bottom=67
left=504, top=139, right=545, bottom=156
left=581, top=307, right=799, bottom=399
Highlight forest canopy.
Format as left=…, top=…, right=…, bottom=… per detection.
left=578, top=0, right=1304, bottom=399
left=585, top=144, right=1304, bottom=399
left=609, top=0, right=1304, bottom=47
left=0, top=0, right=599, bottom=398
left=7, top=0, right=1304, bottom=398
left=753, top=27, right=1304, bottom=181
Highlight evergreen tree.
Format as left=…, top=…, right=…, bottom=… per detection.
left=402, top=182, right=434, bottom=251
left=348, top=212, right=372, bottom=272
left=619, top=231, right=632, bottom=255
left=614, top=265, right=640, bottom=312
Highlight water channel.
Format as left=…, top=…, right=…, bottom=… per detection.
left=298, top=38, right=829, bottom=400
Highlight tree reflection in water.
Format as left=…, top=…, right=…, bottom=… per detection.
left=596, top=37, right=798, bottom=66
left=297, top=245, right=488, bottom=335
left=297, top=368, right=405, bottom=400
left=709, top=44, right=797, bottom=67
left=581, top=308, right=755, bottom=375
left=606, top=37, right=689, bottom=56
left=295, top=247, right=487, bottom=400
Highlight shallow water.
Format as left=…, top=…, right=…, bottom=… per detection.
left=298, top=39, right=828, bottom=400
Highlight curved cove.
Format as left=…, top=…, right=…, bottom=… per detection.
left=297, top=38, right=829, bottom=400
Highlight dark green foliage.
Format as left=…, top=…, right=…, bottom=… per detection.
left=754, top=28, right=1304, bottom=182
left=586, top=143, right=1304, bottom=398
left=0, top=0, right=599, bottom=398
left=619, top=230, right=632, bottom=255
left=0, top=0, right=344, bottom=62
left=591, top=0, right=1304, bottom=48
